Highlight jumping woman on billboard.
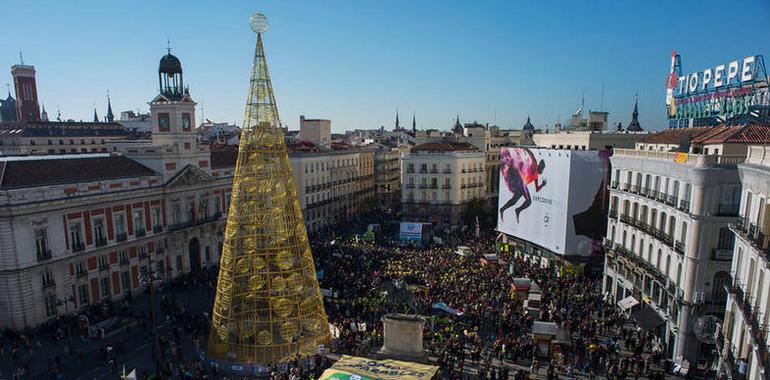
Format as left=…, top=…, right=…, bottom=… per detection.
left=499, top=147, right=546, bottom=223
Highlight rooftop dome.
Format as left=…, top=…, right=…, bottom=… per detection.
left=159, top=53, right=182, bottom=74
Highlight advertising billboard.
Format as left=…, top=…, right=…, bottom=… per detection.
left=497, top=147, right=610, bottom=257
left=399, top=222, right=423, bottom=241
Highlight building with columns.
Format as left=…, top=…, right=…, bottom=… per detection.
left=602, top=125, right=770, bottom=365
left=720, top=145, right=770, bottom=379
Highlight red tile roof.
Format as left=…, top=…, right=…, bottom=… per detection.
left=643, top=125, right=770, bottom=145
left=412, top=142, right=478, bottom=152
left=0, top=156, right=156, bottom=190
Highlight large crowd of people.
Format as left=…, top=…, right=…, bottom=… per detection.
left=0, top=223, right=672, bottom=379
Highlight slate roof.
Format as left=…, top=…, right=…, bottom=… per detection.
left=0, top=156, right=156, bottom=190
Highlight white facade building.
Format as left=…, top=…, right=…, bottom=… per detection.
left=401, top=142, right=485, bottom=225
left=722, top=145, right=770, bottom=380
left=603, top=132, right=747, bottom=363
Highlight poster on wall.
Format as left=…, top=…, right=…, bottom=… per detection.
left=497, top=147, right=570, bottom=254
left=399, top=222, right=423, bottom=241
left=497, top=147, right=610, bottom=257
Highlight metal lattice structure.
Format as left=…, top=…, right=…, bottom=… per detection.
left=207, top=13, right=330, bottom=364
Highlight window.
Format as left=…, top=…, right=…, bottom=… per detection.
left=198, top=199, right=209, bottom=219
left=34, top=228, right=49, bottom=259
left=41, top=269, right=54, bottom=288
left=80, top=139, right=85, bottom=145
left=78, top=284, right=90, bottom=305
left=69, top=222, right=83, bottom=250
left=133, top=209, right=144, bottom=233
left=172, top=205, right=181, bottom=225
left=157, top=260, right=165, bottom=278
left=114, top=213, right=126, bottom=240
left=121, top=271, right=130, bottom=290
left=98, top=255, right=109, bottom=271
left=176, top=255, right=183, bottom=272
left=100, top=277, right=111, bottom=298
left=158, top=113, right=170, bottom=132
left=94, top=218, right=106, bottom=245
left=69, top=139, right=74, bottom=145
left=717, top=227, right=735, bottom=250
left=182, top=113, right=191, bottom=131
left=45, top=294, right=57, bottom=317
left=151, top=207, right=162, bottom=228
left=59, top=139, right=64, bottom=145
left=75, top=261, right=87, bottom=277
left=225, top=193, right=231, bottom=211
left=119, top=250, right=129, bottom=265
left=214, top=197, right=221, bottom=214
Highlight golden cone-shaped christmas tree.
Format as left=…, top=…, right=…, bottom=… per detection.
left=207, top=12, right=330, bottom=364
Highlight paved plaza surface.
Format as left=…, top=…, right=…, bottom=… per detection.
left=0, top=232, right=692, bottom=380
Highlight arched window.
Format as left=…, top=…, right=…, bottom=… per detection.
left=656, top=249, right=662, bottom=269
left=676, top=262, right=683, bottom=287
left=660, top=212, right=667, bottom=232
left=631, top=235, right=636, bottom=254
left=664, top=255, right=671, bottom=279
left=639, top=239, right=645, bottom=257
left=611, top=226, right=616, bottom=243
left=647, top=243, right=653, bottom=262
left=632, top=202, right=639, bottom=220
left=622, top=230, right=627, bottom=248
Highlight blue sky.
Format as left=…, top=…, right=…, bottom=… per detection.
left=2, top=0, right=769, bottom=132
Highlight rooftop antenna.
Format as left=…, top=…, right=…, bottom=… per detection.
left=166, top=38, right=171, bottom=54
left=19, top=50, right=24, bottom=65
left=600, top=81, right=605, bottom=110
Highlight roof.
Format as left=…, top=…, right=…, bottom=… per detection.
left=0, top=156, right=156, bottom=190
left=159, top=53, right=182, bottom=74
left=643, top=124, right=770, bottom=145
left=412, top=142, right=478, bottom=152
left=210, top=149, right=238, bottom=169
left=0, top=121, right=129, bottom=137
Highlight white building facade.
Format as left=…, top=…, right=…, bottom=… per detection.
left=721, top=145, right=770, bottom=380
left=401, top=142, right=485, bottom=225
left=603, top=146, right=742, bottom=364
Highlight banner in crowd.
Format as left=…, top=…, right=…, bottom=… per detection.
left=432, top=302, right=464, bottom=316
left=399, top=222, right=423, bottom=241
left=497, top=147, right=609, bottom=257
left=318, top=355, right=438, bottom=380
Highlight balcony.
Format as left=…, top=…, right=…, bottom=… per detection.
left=406, top=169, right=414, bottom=173
left=441, top=184, right=451, bottom=189
left=72, top=241, right=85, bottom=252
left=116, top=232, right=127, bottom=242
left=729, top=281, right=770, bottom=369
left=674, top=241, right=685, bottom=254
left=419, top=169, right=428, bottom=173
left=608, top=208, right=618, bottom=219
left=621, top=183, right=630, bottom=191
left=429, top=169, right=438, bottom=173
left=678, top=200, right=690, bottom=213
left=418, top=184, right=428, bottom=189
left=168, top=212, right=222, bottom=232
left=95, top=237, right=108, bottom=247
left=648, top=190, right=660, bottom=200
left=639, top=187, right=650, bottom=197
left=42, top=280, right=55, bottom=289
left=442, top=169, right=452, bottom=174
left=630, top=185, right=640, bottom=194
left=610, top=181, right=619, bottom=189
left=406, top=184, right=415, bottom=189
left=135, top=228, right=146, bottom=238
left=76, top=270, right=88, bottom=278
left=153, top=225, right=163, bottom=233
left=36, top=249, right=52, bottom=261
left=119, top=258, right=130, bottom=266
left=665, top=195, right=678, bottom=208
left=429, top=184, right=438, bottom=189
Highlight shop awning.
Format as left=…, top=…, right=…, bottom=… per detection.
left=631, top=307, right=665, bottom=330
left=617, top=296, right=640, bottom=311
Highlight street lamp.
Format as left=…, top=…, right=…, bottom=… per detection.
left=56, top=295, right=75, bottom=338
left=290, top=327, right=307, bottom=366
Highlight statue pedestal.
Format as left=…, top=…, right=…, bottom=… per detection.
left=379, top=314, right=427, bottom=359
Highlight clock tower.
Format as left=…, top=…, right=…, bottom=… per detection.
left=149, top=50, right=197, bottom=150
